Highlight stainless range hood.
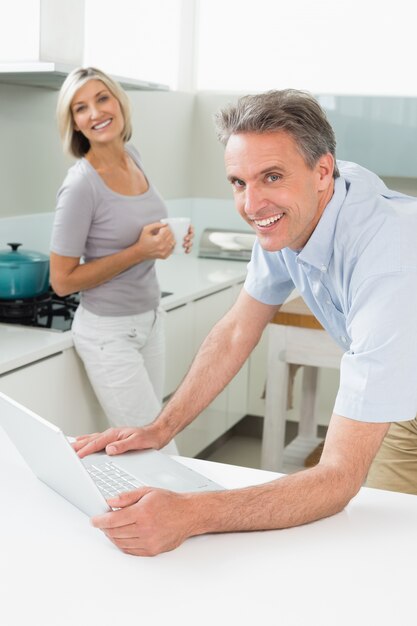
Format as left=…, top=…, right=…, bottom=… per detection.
left=0, top=0, right=168, bottom=92
left=0, top=62, right=168, bottom=91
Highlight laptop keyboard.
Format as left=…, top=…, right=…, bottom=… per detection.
left=86, top=461, right=144, bottom=498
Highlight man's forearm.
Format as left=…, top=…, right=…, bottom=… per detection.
left=91, top=415, right=389, bottom=556
left=182, top=414, right=389, bottom=538
left=157, top=311, right=262, bottom=439
left=183, top=462, right=356, bottom=537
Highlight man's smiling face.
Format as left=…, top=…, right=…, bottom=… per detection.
left=225, top=131, right=335, bottom=251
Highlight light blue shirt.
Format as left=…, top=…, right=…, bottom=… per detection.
left=245, top=161, right=417, bottom=423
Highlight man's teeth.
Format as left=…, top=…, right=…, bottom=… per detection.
left=93, top=119, right=111, bottom=130
left=255, top=214, right=283, bottom=227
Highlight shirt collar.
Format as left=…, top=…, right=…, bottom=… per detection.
left=296, top=176, right=348, bottom=270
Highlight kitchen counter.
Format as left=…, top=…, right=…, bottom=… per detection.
left=0, top=255, right=247, bottom=376
left=155, top=253, right=248, bottom=311
left=0, top=324, right=73, bottom=375
left=1, top=424, right=416, bottom=626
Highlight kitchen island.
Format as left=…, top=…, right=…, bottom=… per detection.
left=1, top=423, right=416, bottom=626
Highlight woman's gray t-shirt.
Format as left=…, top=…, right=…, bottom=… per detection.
left=50, top=145, right=167, bottom=316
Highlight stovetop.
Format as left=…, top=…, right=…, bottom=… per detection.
left=0, top=290, right=80, bottom=332
left=0, top=290, right=173, bottom=333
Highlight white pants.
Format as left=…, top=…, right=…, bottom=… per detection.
left=72, top=305, right=178, bottom=454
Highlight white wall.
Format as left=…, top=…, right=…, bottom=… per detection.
left=2, top=82, right=417, bottom=225
left=0, top=83, right=194, bottom=222
left=190, top=91, right=417, bottom=196
left=129, top=90, right=194, bottom=199
left=0, top=84, right=69, bottom=218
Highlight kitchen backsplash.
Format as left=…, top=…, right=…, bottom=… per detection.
left=3, top=179, right=417, bottom=255
left=0, top=212, right=55, bottom=255
left=0, top=198, right=249, bottom=255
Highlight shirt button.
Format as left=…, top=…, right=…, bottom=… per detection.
left=320, top=265, right=327, bottom=272
left=340, top=335, right=347, bottom=343
left=326, top=299, right=331, bottom=305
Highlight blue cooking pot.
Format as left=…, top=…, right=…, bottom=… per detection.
left=0, top=243, right=50, bottom=300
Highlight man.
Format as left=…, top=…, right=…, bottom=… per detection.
left=74, top=89, right=417, bottom=556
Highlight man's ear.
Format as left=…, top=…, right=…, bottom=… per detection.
left=316, top=153, right=335, bottom=190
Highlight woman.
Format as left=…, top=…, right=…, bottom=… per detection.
left=50, top=67, right=192, bottom=453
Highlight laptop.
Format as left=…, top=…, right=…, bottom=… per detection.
left=0, top=391, right=223, bottom=517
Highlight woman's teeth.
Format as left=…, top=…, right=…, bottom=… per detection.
left=254, top=214, right=283, bottom=227
left=93, top=119, right=112, bottom=130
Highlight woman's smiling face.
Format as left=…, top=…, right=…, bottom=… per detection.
left=71, top=79, right=125, bottom=148
left=225, top=130, right=335, bottom=251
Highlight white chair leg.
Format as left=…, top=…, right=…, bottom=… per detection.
left=298, top=366, right=319, bottom=439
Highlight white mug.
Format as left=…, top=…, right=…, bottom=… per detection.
left=160, top=217, right=191, bottom=254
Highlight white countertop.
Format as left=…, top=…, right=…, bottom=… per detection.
left=156, top=253, right=247, bottom=310
left=0, top=255, right=247, bottom=375
left=0, top=324, right=73, bottom=375
left=1, top=426, right=416, bottom=626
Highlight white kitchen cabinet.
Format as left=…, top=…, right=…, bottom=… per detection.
left=0, top=347, right=107, bottom=436
left=163, top=303, right=194, bottom=399
left=226, top=282, right=249, bottom=430
left=177, top=288, right=230, bottom=456
left=247, top=331, right=268, bottom=418
left=173, top=283, right=249, bottom=457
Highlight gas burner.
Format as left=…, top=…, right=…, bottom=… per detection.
left=49, top=293, right=78, bottom=321
left=0, top=292, right=53, bottom=326
left=0, top=289, right=80, bottom=331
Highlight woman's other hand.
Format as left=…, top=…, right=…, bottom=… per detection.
left=183, top=224, right=194, bottom=254
left=135, top=222, right=175, bottom=260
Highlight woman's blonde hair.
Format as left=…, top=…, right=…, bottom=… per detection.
left=56, top=66, right=132, bottom=158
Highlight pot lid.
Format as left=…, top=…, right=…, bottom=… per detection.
left=0, top=243, right=49, bottom=265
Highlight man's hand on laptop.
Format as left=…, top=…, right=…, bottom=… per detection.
left=91, top=487, right=193, bottom=556
left=72, top=423, right=168, bottom=459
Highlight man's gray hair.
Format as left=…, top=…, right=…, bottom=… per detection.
left=214, top=89, right=339, bottom=178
